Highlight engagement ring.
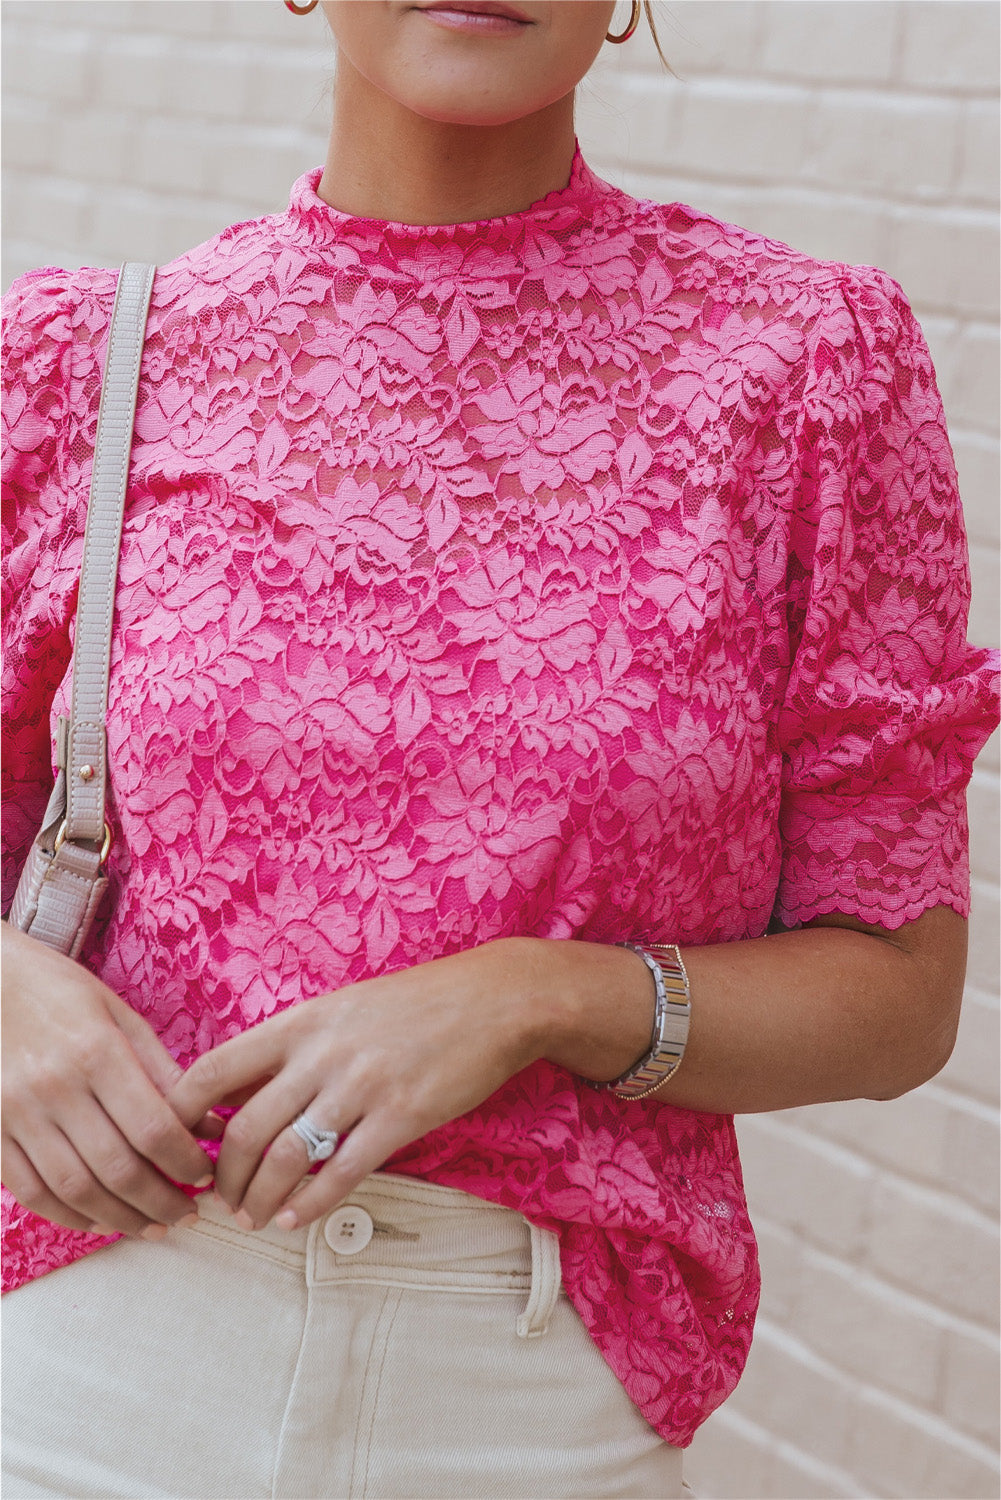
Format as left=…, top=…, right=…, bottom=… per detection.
left=291, top=1112, right=339, bottom=1164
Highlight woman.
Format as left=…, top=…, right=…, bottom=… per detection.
left=2, top=2, right=997, bottom=1497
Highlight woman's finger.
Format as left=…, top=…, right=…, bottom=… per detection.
left=168, top=1025, right=288, bottom=1133
left=101, top=987, right=187, bottom=1097
left=0, top=1135, right=96, bottom=1235
left=87, top=1029, right=215, bottom=1191
left=273, top=1110, right=412, bottom=1231
left=54, top=1092, right=199, bottom=1229
left=234, top=1097, right=352, bottom=1228
left=104, top=993, right=224, bottom=1137
left=5, top=1115, right=168, bottom=1239
left=2, top=926, right=215, bottom=1232
left=211, top=1071, right=327, bottom=1213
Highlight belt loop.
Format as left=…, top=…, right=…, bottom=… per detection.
left=516, top=1220, right=561, bottom=1338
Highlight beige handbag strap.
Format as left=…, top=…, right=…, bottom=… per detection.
left=6, top=261, right=155, bottom=955
left=61, top=261, right=156, bottom=846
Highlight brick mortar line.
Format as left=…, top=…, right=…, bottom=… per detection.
left=663, top=77, right=998, bottom=108
left=761, top=1236, right=999, bottom=1339
left=958, top=982, right=1000, bottom=1005
left=761, top=1232, right=1001, bottom=1343
left=659, top=86, right=998, bottom=111
left=5, top=111, right=329, bottom=143
left=745, top=1119, right=999, bottom=1227
left=689, top=1404, right=871, bottom=1498
left=919, top=1080, right=998, bottom=1119
left=28, top=180, right=281, bottom=221
left=610, top=166, right=1000, bottom=218
left=753, top=1139, right=999, bottom=1221
left=926, top=322, right=1001, bottom=341
left=753, top=1319, right=1001, bottom=1457
left=748, top=1206, right=1001, bottom=1294
left=123, top=119, right=328, bottom=146
left=822, top=1078, right=1000, bottom=1129
left=930, top=1080, right=1000, bottom=1117
left=618, top=64, right=1000, bottom=104
left=7, top=33, right=329, bottom=68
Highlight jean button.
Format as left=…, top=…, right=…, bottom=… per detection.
left=324, top=1205, right=374, bottom=1255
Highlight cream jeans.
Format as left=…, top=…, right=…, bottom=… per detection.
left=2, top=1172, right=686, bottom=1499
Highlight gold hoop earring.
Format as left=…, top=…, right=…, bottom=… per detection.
left=606, top=0, right=641, bottom=43
left=284, top=0, right=318, bottom=14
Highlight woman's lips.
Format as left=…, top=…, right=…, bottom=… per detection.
left=414, top=3, right=532, bottom=36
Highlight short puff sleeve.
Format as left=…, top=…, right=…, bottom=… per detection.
left=775, top=267, right=999, bottom=930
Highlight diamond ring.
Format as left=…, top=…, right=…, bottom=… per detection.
left=291, top=1112, right=340, bottom=1164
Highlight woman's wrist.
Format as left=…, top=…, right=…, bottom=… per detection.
left=493, top=936, right=659, bottom=1086
left=596, top=944, right=691, bottom=1099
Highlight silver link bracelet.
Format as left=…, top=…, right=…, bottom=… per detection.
left=590, top=942, right=692, bottom=1100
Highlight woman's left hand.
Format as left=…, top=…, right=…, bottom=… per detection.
left=166, top=939, right=556, bottom=1231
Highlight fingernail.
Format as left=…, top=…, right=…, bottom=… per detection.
left=88, top=1223, right=116, bottom=1237
left=275, top=1209, right=297, bottom=1232
left=233, top=1209, right=255, bottom=1232
left=141, top=1224, right=169, bottom=1242
left=194, top=1174, right=214, bottom=1189
left=177, top=1212, right=199, bottom=1229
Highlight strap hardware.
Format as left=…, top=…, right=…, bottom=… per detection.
left=54, top=820, right=114, bottom=867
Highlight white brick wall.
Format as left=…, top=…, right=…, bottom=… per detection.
left=2, top=4, right=998, bottom=1497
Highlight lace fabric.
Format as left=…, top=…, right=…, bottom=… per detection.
left=2, top=149, right=997, bottom=1445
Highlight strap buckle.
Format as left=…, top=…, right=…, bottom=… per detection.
left=53, top=820, right=113, bottom=866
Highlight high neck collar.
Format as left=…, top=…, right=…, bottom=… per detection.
left=276, top=145, right=617, bottom=276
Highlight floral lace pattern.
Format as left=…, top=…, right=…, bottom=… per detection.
left=2, top=150, right=997, bottom=1446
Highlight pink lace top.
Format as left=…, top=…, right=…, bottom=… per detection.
left=2, top=150, right=997, bottom=1447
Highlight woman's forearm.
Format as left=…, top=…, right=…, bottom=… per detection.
left=159, top=907, right=966, bottom=1232
left=515, top=905, right=967, bottom=1114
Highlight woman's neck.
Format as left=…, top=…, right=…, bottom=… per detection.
left=317, top=62, right=578, bottom=226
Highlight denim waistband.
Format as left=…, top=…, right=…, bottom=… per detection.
left=187, top=1171, right=562, bottom=1337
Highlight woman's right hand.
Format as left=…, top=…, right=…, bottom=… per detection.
left=1, top=924, right=215, bottom=1239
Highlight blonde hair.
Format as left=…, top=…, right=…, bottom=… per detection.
left=642, top=1, right=672, bottom=71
